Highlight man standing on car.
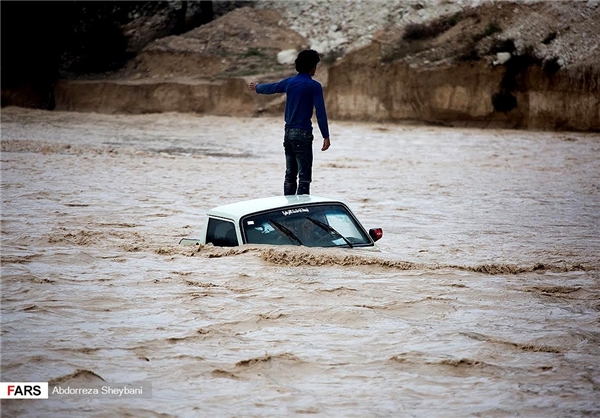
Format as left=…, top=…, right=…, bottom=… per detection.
left=248, top=49, right=330, bottom=196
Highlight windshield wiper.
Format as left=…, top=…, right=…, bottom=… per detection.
left=267, top=219, right=303, bottom=246
left=306, top=217, right=353, bottom=248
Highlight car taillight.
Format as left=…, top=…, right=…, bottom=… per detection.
left=369, top=228, right=383, bottom=242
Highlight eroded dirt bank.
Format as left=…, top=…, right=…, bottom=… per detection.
left=326, top=42, right=600, bottom=131
left=53, top=77, right=257, bottom=116
left=53, top=56, right=599, bottom=131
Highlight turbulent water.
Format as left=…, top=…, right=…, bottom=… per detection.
left=1, top=107, right=599, bottom=417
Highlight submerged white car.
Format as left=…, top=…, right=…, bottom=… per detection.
left=180, top=195, right=383, bottom=249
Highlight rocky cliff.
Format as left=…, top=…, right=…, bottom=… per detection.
left=325, top=1, right=600, bottom=130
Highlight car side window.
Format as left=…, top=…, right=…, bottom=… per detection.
left=206, top=218, right=238, bottom=247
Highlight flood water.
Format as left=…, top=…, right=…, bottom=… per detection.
left=1, top=107, right=599, bottom=417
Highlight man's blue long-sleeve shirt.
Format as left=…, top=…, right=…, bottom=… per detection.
left=255, top=73, right=330, bottom=139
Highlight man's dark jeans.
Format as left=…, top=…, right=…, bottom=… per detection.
left=283, top=127, right=313, bottom=195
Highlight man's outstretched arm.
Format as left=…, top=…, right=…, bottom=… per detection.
left=247, top=79, right=288, bottom=94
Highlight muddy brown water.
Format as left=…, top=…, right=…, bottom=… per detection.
left=1, top=107, right=599, bottom=417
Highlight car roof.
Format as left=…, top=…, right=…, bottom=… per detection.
left=207, top=195, right=343, bottom=222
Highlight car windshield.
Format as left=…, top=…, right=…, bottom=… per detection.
left=241, top=204, right=372, bottom=247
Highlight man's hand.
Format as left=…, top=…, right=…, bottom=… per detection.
left=247, top=81, right=258, bottom=91
left=321, top=137, right=331, bottom=151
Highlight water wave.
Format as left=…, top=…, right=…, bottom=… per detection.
left=49, top=369, right=106, bottom=385
left=210, top=353, right=309, bottom=381
left=1, top=139, right=133, bottom=156
left=461, top=332, right=564, bottom=353
left=191, top=245, right=594, bottom=275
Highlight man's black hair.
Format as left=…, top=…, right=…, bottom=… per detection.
left=295, top=49, right=321, bottom=73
